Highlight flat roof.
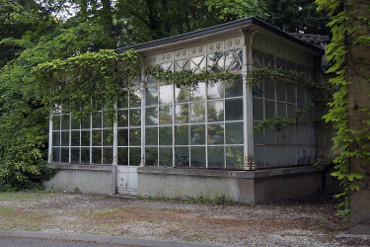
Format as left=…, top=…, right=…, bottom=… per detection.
left=116, top=17, right=324, bottom=55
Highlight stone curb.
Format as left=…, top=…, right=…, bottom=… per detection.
left=0, top=231, right=236, bottom=247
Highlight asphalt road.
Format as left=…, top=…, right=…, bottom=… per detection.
left=0, top=236, right=137, bottom=247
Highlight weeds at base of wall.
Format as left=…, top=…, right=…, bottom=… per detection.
left=137, top=194, right=236, bottom=206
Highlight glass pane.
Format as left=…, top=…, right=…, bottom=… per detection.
left=145, top=147, right=158, bottom=166
left=130, top=109, right=141, bottom=127
left=145, top=107, right=158, bottom=125
left=276, top=146, right=287, bottom=167
left=190, top=56, right=206, bottom=73
left=52, top=132, right=60, bottom=146
left=276, top=57, right=286, bottom=70
left=225, top=49, right=242, bottom=71
left=103, top=130, right=113, bottom=146
left=159, top=106, right=173, bottom=125
left=277, top=103, right=286, bottom=117
left=81, top=148, right=90, bottom=163
left=225, top=99, right=243, bottom=120
left=254, top=122, right=264, bottom=144
left=103, top=111, right=112, bottom=128
left=190, top=125, right=205, bottom=145
left=189, top=82, right=206, bottom=101
left=175, top=85, right=189, bottom=103
left=129, top=89, right=141, bottom=107
left=81, top=131, right=90, bottom=146
left=81, top=113, right=90, bottom=129
left=159, top=84, right=173, bottom=105
left=265, top=81, right=275, bottom=100
left=189, top=103, right=205, bottom=123
left=92, top=130, right=102, bottom=146
left=208, top=146, right=224, bottom=168
left=175, top=147, right=189, bottom=167
left=252, top=82, right=264, bottom=97
left=287, top=84, right=296, bottom=104
left=145, top=127, right=158, bottom=146
left=287, top=146, right=297, bottom=165
left=130, top=128, right=141, bottom=146
left=61, top=131, right=69, bottom=146
left=159, top=148, right=173, bottom=166
left=159, top=126, right=172, bottom=146
left=190, top=147, right=205, bottom=167
left=276, top=81, right=286, bottom=102
left=175, top=104, right=188, bottom=124
left=225, top=122, right=243, bottom=144
left=208, top=101, right=224, bottom=122
left=287, top=126, right=297, bottom=145
left=175, top=125, right=188, bottom=145
left=207, top=81, right=224, bottom=99
left=92, top=112, right=102, bottom=128
left=225, top=75, right=243, bottom=97
left=71, top=117, right=80, bottom=129
left=287, top=104, right=296, bottom=118
left=254, top=145, right=265, bottom=168
left=61, top=115, right=70, bottom=130
left=208, top=124, right=224, bottom=145
left=265, top=100, right=275, bottom=119
left=226, top=146, right=244, bottom=169
left=265, top=146, right=276, bottom=167
left=61, top=148, right=69, bottom=163
left=175, top=59, right=190, bottom=71
left=92, top=147, right=101, bottom=164
left=265, top=129, right=275, bottom=145
left=118, top=110, right=128, bottom=127
left=297, top=86, right=305, bottom=106
left=264, top=53, right=274, bottom=69
left=118, top=147, right=128, bottom=165
left=145, top=87, right=158, bottom=106
left=71, top=131, right=80, bottom=146
left=71, top=148, right=80, bottom=163
left=253, top=98, right=263, bottom=121
left=118, top=91, right=128, bottom=109
left=207, top=52, right=223, bottom=70
left=52, top=148, right=60, bottom=162
left=52, top=116, right=60, bottom=130
left=276, top=130, right=287, bottom=145
left=103, top=148, right=113, bottom=164
left=306, top=89, right=312, bottom=103
left=298, top=146, right=308, bottom=165
left=118, top=129, right=128, bottom=147
left=130, top=147, right=141, bottom=166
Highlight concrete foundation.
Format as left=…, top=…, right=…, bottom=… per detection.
left=44, top=163, right=116, bottom=195
left=137, top=166, right=330, bottom=203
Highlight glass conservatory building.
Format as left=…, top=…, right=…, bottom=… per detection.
left=46, top=18, right=327, bottom=202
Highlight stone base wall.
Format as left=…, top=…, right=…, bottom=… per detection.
left=44, top=164, right=116, bottom=195
left=137, top=166, right=333, bottom=203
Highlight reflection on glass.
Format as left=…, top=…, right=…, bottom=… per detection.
left=61, top=131, right=69, bottom=146
left=189, top=103, right=205, bottom=123
left=190, top=125, right=205, bottom=145
left=71, top=117, right=80, bottom=129
left=225, top=99, right=243, bottom=120
left=276, top=81, right=286, bottom=102
left=130, top=128, right=141, bottom=146
left=175, top=147, right=189, bottom=167
left=52, top=132, right=60, bottom=146
left=225, top=75, right=243, bottom=97
left=265, top=81, right=275, bottom=100
left=130, top=109, right=141, bottom=126
left=52, top=148, right=60, bottom=162
left=129, top=89, right=141, bottom=107
left=265, top=100, right=275, bottom=119
left=190, top=56, right=206, bottom=73
left=207, top=81, right=224, bottom=99
left=145, top=147, right=158, bottom=166
left=159, top=127, right=172, bottom=145
left=145, top=127, right=158, bottom=145
left=145, top=87, right=158, bottom=106
left=175, top=59, right=190, bottom=71
left=159, top=84, right=173, bottom=105
left=71, top=148, right=79, bottom=163
left=225, top=49, right=242, bottom=71
left=118, top=147, right=128, bottom=165
left=53, top=116, right=60, bottom=130
left=159, top=148, right=172, bottom=166
left=207, top=52, right=223, bottom=70
left=208, top=101, right=224, bottom=122
left=175, top=125, right=188, bottom=145
left=103, top=130, right=113, bottom=146
left=61, top=115, right=70, bottom=130
left=118, top=91, right=128, bottom=109
left=145, top=107, right=158, bottom=125
left=81, top=148, right=89, bottom=163
left=81, top=113, right=90, bottom=129
left=226, top=146, right=243, bottom=169
left=175, top=104, right=188, bottom=124
left=225, top=122, right=243, bottom=144
left=61, top=148, right=69, bottom=163
left=191, top=147, right=205, bottom=167
left=159, top=106, right=173, bottom=125
left=92, top=148, right=101, bottom=164
left=81, top=131, right=90, bottom=146
left=92, top=112, right=102, bottom=128
left=118, top=110, right=128, bottom=127
left=253, top=98, right=263, bottom=121
left=103, top=111, right=112, bottom=128
left=71, top=131, right=80, bottom=146
left=208, top=124, right=224, bottom=144
left=175, top=85, right=189, bottom=103
left=130, top=147, right=141, bottom=166
left=189, top=82, right=206, bottom=101
left=92, top=130, right=102, bottom=146
left=208, top=146, right=224, bottom=168
left=103, top=148, right=113, bottom=164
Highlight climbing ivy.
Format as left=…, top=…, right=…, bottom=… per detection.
left=315, top=0, right=370, bottom=220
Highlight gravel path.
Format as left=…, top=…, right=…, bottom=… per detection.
left=0, top=192, right=369, bottom=246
